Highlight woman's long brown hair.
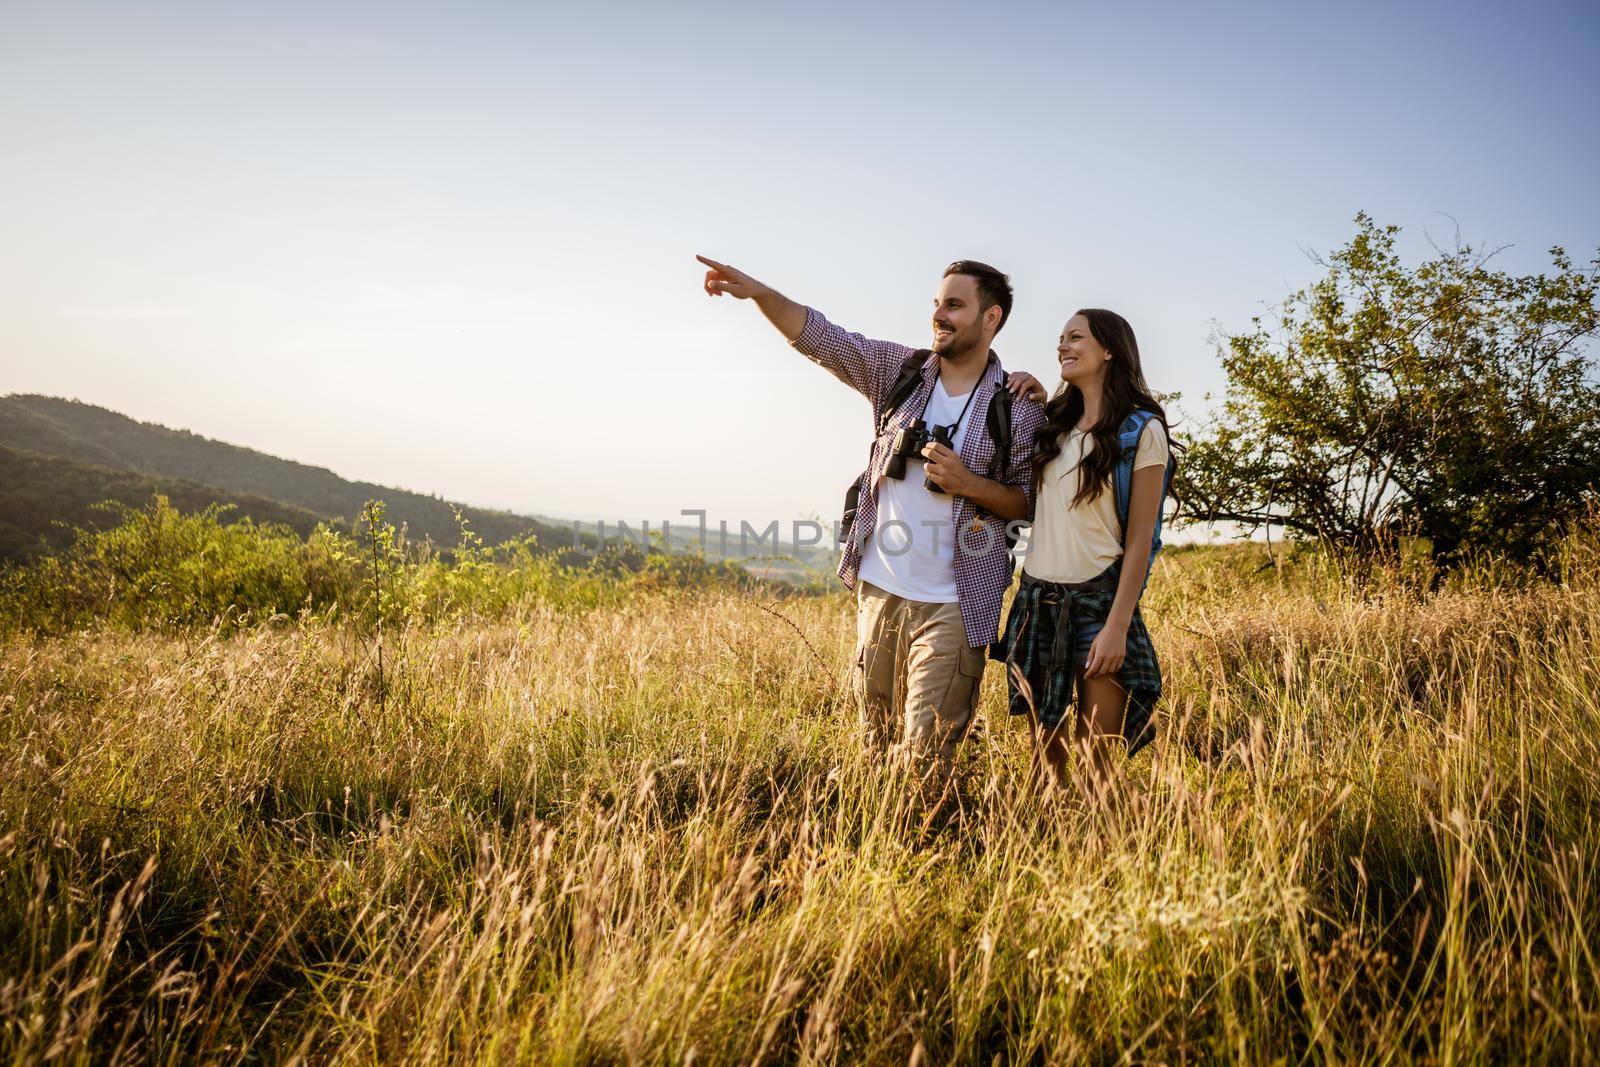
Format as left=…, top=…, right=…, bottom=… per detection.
left=1033, top=308, right=1176, bottom=508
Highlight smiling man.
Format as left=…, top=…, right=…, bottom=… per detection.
left=697, top=255, right=1045, bottom=788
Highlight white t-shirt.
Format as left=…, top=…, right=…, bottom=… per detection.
left=857, top=379, right=975, bottom=602
left=1023, top=420, right=1170, bottom=584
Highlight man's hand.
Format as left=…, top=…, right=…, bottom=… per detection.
left=696, top=254, right=807, bottom=340
left=697, top=255, right=768, bottom=300
left=921, top=442, right=977, bottom=497
left=923, top=442, right=1030, bottom=520
left=1007, top=371, right=1049, bottom=403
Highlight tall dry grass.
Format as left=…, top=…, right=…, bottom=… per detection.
left=2, top=536, right=1597, bottom=1063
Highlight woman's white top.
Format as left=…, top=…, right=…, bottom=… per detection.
left=1023, top=420, right=1169, bottom=584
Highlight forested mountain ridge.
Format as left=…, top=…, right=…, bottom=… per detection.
left=0, top=445, right=330, bottom=562
left=0, top=395, right=574, bottom=557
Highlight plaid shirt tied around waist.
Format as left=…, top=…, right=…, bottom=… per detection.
left=792, top=307, right=1046, bottom=649
left=996, top=565, right=1161, bottom=755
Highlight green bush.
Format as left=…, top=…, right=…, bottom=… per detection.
left=0, top=495, right=773, bottom=634
left=0, top=497, right=351, bottom=632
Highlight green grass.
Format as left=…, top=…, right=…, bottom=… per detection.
left=1, top=527, right=1597, bottom=1062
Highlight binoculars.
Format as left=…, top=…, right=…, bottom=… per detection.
left=885, top=418, right=955, bottom=494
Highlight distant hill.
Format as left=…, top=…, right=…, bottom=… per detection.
left=0, top=395, right=576, bottom=560
left=0, top=445, right=333, bottom=562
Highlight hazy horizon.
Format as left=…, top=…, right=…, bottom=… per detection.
left=4, top=1, right=1597, bottom=527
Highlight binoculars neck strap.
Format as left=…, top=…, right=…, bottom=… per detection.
left=933, top=366, right=983, bottom=436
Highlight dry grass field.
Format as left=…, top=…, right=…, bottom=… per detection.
left=2, top=534, right=1598, bottom=1063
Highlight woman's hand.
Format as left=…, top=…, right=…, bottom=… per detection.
left=1007, top=371, right=1048, bottom=403
left=1083, top=619, right=1129, bottom=678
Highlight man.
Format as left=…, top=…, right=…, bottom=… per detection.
left=697, top=255, right=1045, bottom=780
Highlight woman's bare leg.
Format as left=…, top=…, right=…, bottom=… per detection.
left=1028, top=708, right=1075, bottom=792
left=1074, top=669, right=1129, bottom=802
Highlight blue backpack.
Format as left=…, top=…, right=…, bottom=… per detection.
left=1112, top=410, right=1175, bottom=584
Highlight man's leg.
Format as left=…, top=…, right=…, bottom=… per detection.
left=854, top=582, right=905, bottom=756
left=899, top=600, right=985, bottom=785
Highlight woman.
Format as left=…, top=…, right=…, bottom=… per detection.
left=1001, top=309, right=1174, bottom=795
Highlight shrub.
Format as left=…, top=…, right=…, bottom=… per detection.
left=0, top=496, right=776, bottom=634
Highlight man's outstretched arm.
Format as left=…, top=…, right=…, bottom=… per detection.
left=697, top=254, right=912, bottom=406
left=697, top=254, right=807, bottom=340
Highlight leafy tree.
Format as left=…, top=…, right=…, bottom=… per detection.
left=1179, top=214, right=1600, bottom=567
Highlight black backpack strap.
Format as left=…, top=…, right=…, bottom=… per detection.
left=986, top=372, right=1013, bottom=481
left=981, top=371, right=1021, bottom=562
left=841, top=350, right=930, bottom=547
left=876, top=350, right=931, bottom=435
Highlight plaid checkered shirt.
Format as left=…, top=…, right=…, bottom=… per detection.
left=792, top=307, right=1046, bottom=648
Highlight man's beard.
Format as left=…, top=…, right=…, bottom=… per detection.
left=937, top=327, right=982, bottom=360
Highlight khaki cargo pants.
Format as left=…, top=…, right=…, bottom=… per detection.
left=853, top=581, right=987, bottom=777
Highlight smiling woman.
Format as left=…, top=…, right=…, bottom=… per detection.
left=999, top=307, right=1178, bottom=799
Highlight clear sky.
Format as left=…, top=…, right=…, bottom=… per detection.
left=3, top=0, right=1597, bottom=530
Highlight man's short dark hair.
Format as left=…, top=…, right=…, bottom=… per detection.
left=943, top=260, right=1014, bottom=333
